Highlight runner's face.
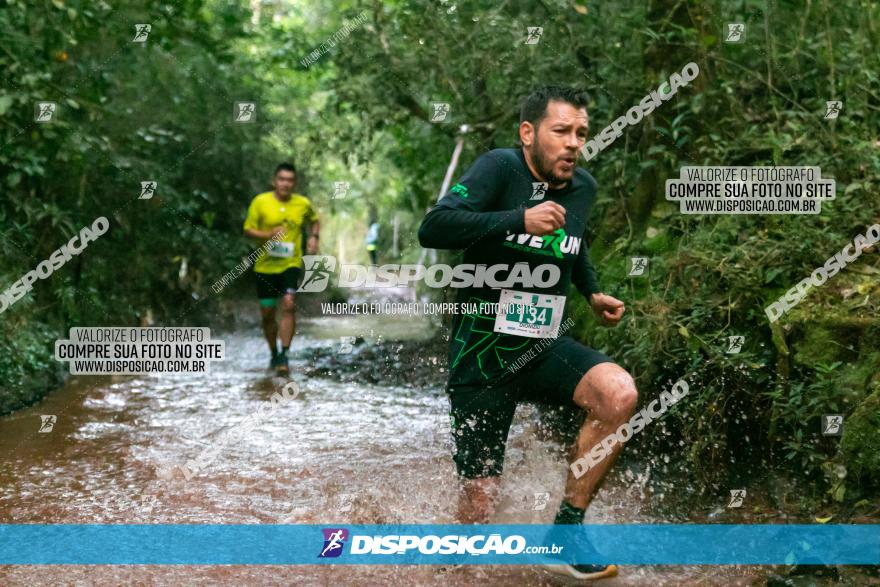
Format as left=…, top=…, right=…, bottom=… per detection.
left=529, top=101, right=588, bottom=185
left=273, top=171, right=296, bottom=196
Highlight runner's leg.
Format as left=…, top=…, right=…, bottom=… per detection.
left=448, top=384, right=518, bottom=524
left=274, top=269, right=302, bottom=374
left=260, top=304, right=279, bottom=355
left=564, top=363, right=638, bottom=510
left=279, top=292, right=295, bottom=348
left=255, top=271, right=284, bottom=360
left=520, top=347, right=631, bottom=578
left=458, top=477, right=501, bottom=524
left=278, top=268, right=302, bottom=353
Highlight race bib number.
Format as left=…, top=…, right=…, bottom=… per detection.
left=267, top=241, right=294, bottom=258
left=493, top=289, right=566, bottom=338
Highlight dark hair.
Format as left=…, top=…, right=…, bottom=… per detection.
left=520, top=86, right=589, bottom=128
left=274, top=162, right=296, bottom=176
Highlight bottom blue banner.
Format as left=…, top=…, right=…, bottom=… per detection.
left=0, top=524, right=877, bottom=565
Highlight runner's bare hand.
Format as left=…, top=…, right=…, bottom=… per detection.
left=524, top=201, right=566, bottom=235
left=590, top=293, right=625, bottom=326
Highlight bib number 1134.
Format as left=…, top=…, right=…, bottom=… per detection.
left=493, top=289, right=566, bottom=339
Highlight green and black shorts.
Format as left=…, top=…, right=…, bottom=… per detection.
left=447, top=336, right=614, bottom=479
left=254, top=267, right=302, bottom=306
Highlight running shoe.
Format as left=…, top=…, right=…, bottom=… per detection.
left=541, top=525, right=618, bottom=582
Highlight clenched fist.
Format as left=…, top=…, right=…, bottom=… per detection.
left=590, top=292, right=626, bottom=326
left=524, top=201, right=566, bottom=236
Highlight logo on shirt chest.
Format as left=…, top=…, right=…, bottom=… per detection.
left=529, top=182, right=548, bottom=200
left=269, top=206, right=301, bottom=227
left=503, top=228, right=581, bottom=259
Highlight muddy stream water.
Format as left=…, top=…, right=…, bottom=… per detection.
left=0, top=308, right=860, bottom=586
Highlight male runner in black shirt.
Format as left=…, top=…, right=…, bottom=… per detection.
left=418, top=86, right=638, bottom=581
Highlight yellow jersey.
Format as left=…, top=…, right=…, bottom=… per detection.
left=243, top=191, right=319, bottom=274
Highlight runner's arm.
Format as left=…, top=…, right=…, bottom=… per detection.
left=304, top=202, right=320, bottom=252
left=418, top=152, right=524, bottom=250
left=306, top=219, right=320, bottom=240
left=244, top=227, right=280, bottom=240
left=305, top=201, right=320, bottom=240
left=418, top=207, right=524, bottom=250
left=572, top=239, right=602, bottom=299
left=306, top=220, right=320, bottom=253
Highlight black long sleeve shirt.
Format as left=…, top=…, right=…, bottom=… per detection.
left=418, top=148, right=602, bottom=387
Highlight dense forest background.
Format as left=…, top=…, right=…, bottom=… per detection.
left=1, top=0, right=878, bottom=510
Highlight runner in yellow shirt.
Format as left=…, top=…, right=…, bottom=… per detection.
left=243, top=163, right=320, bottom=374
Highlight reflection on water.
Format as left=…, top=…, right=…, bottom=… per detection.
left=1, top=314, right=772, bottom=585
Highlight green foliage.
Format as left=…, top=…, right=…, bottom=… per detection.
left=840, top=388, right=880, bottom=486
left=0, top=318, right=64, bottom=415
left=0, top=0, right=266, bottom=324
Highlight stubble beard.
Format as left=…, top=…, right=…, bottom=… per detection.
left=529, top=140, right=569, bottom=186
